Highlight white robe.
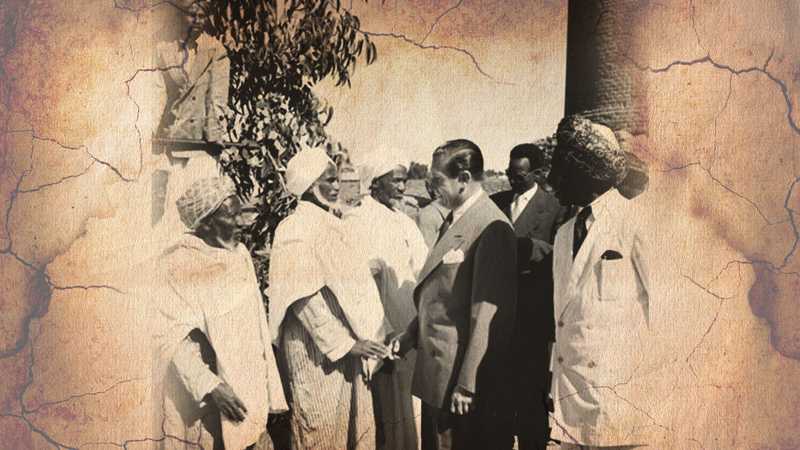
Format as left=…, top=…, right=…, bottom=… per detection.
left=153, top=235, right=287, bottom=450
left=268, top=200, right=389, bottom=345
left=268, top=200, right=389, bottom=450
left=343, top=196, right=428, bottom=331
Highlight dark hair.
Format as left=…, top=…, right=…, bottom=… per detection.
left=432, top=139, right=484, bottom=180
left=509, top=143, right=547, bottom=170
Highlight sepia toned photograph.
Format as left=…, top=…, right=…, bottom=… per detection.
left=1, top=0, right=799, bottom=449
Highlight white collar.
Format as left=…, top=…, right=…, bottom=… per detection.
left=576, top=188, right=619, bottom=229
left=514, top=184, right=539, bottom=202
left=452, top=186, right=484, bottom=225
left=296, top=200, right=340, bottom=224
left=357, top=196, right=398, bottom=216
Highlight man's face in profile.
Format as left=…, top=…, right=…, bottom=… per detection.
left=314, top=163, right=340, bottom=204
left=547, top=155, right=596, bottom=207
left=207, top=195, right=242, bottom=243
left=429, top=162, right=464, bottom=210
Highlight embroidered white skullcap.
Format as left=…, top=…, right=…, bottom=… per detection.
left=176, top=176, right=237, bottom=230
left=555, top=114, right=628, bottom=186
left=285, top=145, right=335, bottom=196
left=357, top=150, right=407, bottom=192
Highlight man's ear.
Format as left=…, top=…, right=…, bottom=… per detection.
left=456, top=170, right=472, bottom=184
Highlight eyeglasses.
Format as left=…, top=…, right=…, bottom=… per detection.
left=506, top=167, right=546, bottom=177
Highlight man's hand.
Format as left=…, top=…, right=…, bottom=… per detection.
left=361, top=357, right=383, bottom=381
left=349, top=339, right=391, bottom=359
left=450, top=386, right=474, bottom=415
left=528, top=238, right=553, bottom=263
left=207, top=382, right=248, bottom=422
left=387, top=331, right=415, bottom=359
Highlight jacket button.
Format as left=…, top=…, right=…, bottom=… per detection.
left=557, top=356, right=563, bottom=364
left=557, top=320, right=564, bottom=327
left=588, top=361, right=596, bottom=368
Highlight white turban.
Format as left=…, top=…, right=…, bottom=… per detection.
left=285, top=145, right=335, bottom=197
left=357, top=151, right=407, bottom=193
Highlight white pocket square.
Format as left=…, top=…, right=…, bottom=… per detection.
left=443, top=248, right=465, bottom=264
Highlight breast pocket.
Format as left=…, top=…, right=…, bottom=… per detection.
left=597, top=258, right=634, bottom=302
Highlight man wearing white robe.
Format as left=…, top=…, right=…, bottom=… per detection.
left=344, top=154, right=429, bottom=450
left=269, top=146, right=392, bottom=450
left=153, top=177, right=287, bottom=450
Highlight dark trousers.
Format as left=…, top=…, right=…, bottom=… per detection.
left=509, top=272, right=555, bottom=450
left=513, top=357, right=552, bottom=450
left=421, top=401, right=512, bottom=450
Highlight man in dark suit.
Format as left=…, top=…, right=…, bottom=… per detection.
left=394, top=139, right=518, bottom=450
left=491, top=143, right=570, bottom=450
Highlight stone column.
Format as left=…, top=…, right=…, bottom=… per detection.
left=565, top=0, right=648, bottom=196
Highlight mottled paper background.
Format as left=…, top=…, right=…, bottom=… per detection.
left=2, top=0, right=800, bottom=448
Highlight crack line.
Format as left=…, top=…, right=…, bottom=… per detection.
left=625, top=52, right=799, bottom=135
left=659, top=161, right=777, bottom=225
left=24, top=378, right=143, bottom=415
left=420, top=0, right=464, bottom=44
left=359, top=29, right=513, bottom=85
left=18, top=162, right=96, bottom=194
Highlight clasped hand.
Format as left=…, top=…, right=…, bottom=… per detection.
left=349, top=338, right=403, bottom=381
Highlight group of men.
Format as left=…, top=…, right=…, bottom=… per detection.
left=152, top=112, right=653, bottom=450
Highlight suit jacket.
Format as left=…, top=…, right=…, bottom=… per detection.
left=155, top=34, right=230, bottom=142
left=416, top=199, right=449, bottom=249
left=491, top=187, right=569, bottom=348
left=410, top=191, right=518, bottom=411
left=550, top=189, right=653, bottom=446
left=490, top=187, right=569, bottom=264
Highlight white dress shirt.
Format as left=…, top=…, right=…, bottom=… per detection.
left=451, top=186, right=484, bottom=226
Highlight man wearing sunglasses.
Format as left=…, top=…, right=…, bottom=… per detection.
left=491, top=142, right=570, bottom=450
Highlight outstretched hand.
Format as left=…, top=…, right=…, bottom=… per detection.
left=208, top=382, right=248, bottom=422
left=387, top=332, right=414, bottom=359
left=349, top=339, right=391, bottom=360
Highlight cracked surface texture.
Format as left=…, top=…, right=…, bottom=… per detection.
left=1, top=0, right=799, bottom=448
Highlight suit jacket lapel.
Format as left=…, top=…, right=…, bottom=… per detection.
left=556, top=200, right=617, bottom=318
left=158, top=43, right=189, bottom=87
left=567, top=205, right=613, bottom=292
left=513, top=188, right=546, bottom=230
left=416, top=193, right=491, bottom=285
left=188, top=42, right=214, bottom=83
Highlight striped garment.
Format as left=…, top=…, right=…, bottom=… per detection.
left=279, top=287, right=375, bottom=450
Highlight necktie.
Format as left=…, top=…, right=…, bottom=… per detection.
left=573, top=206, right=592, bottom=259
left=436, top=211, right=454, bottom=244
left=510, top=195, right=522, bottom=222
